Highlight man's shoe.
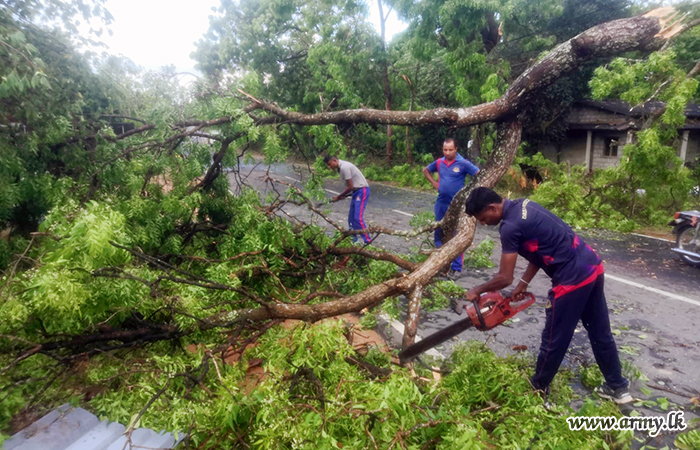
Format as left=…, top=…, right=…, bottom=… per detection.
left=447, top=269, right=462, bottom=280
left=532, top=385, right=554, bottom=411
left=594, top=383, right=634, bottom=404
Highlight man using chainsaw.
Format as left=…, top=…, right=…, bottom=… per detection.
left=464, top=187, right=632, bottom=404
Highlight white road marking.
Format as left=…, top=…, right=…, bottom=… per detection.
left=631, top=233, right=673, bottom=243
left=325, top=189, right=341, bottom=195
left=381, top=314, right=445, bottom=358
left=606, top=273, right=700, bottom=307
left=393, top=209, right=414, bottom=217
left=284, top=176, right=300, bottom=182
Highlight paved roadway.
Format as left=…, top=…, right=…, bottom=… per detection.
left=228, top=160, right=700, bottom=437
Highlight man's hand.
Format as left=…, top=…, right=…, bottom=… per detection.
left=511, top=282, right=528, bottom=300
left=466, top=288, right=480, bottom=301
left=332, top=196, right=340, bottom=202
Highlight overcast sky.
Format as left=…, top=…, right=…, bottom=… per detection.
left=91, top=0, right=407, bottom=75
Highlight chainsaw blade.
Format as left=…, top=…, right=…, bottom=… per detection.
left=398, top=316, right=474, bottom=362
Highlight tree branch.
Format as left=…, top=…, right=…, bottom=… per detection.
left=239, top=10, right=674, bottom=128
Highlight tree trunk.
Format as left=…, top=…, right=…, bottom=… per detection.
left=378, top=0, right=394, bottom=163
left=402, top=74, right=416, bottom=164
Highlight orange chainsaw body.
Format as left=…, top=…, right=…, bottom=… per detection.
left=466, top=291, right=536, bottom=331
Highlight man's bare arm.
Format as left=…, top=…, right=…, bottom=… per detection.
left=512, top=262, right=539, bottom=299
left=334, top=179, right=355, bottom=201
left=422, top=167, right=439, bottom=191
left=466, top=252, right=518, bottom=300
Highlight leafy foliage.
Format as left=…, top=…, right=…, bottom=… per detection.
left=500, top=143, right=696, bottom=231
left=2, top=1, right=700, bottom=448
left=6, top=322, right=634, bottom=449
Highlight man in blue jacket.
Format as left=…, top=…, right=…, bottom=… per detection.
left=422, top=138, right=480, bottom=278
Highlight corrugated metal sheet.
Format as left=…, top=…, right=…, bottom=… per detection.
left=3, top=404, right=183, bottom=450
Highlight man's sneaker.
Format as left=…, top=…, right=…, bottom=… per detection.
left=595, top=383, right=634, bottom=404
left=532, top=385, right=554, bottom=411
left=447, top=269, right=462, bottom=280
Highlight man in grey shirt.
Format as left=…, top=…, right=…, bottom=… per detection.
left=324, top=155, right=371, bottom=244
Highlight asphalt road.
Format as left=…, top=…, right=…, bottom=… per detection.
left=228, top=160, right=700, bottom=445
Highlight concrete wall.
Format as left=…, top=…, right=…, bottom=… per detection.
left=567, top=106, right=626, bottom=124
left=560, top=131, right=588, bottom=166
left=591, top=132, right=627, bottom=170
left=682, top=130, right=700, bottom=164
left=539, top=143, right=558, bottom=161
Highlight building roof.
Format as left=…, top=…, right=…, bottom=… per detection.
left=4, top=404, right=184, bottom=450
left=578, top=99, right=700, bottom=118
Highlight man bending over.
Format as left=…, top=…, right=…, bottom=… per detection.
left=464, top=187, right=631, bottom=404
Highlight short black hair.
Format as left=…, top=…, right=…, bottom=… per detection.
left=465, top=187, right=502, bottom=216
left=444, top=137, right=457, bottom=147
left=323, top=155, right=337, bottom=164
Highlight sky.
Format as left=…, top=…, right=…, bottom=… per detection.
left=91, top=0, right=407, bottom=76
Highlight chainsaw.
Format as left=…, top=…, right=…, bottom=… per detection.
left=314, top=196, right=348, bottom=208
left=398, top=291, right=536, bottom=362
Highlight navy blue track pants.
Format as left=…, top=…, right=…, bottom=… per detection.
left=531, top=273, right=628, bottom=391
left=434, top=199, right=463, bottom=271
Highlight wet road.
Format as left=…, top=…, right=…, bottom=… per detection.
left=229, top=161, right=700, bottom=443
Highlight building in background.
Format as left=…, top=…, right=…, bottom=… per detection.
left=537, top=100, right=700, bottom=171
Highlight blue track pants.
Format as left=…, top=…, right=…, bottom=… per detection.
left=434, top=199, right=463, bottom=271
left=349, top=187, right=371, bottom=244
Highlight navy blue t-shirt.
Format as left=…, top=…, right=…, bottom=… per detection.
left=426, top=155, right=479, bottom=202
left=500, top=199, right=603, bottom=296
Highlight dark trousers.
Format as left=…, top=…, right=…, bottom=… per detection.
left=531, top=274, right=628, bottom=391
left=434, top=199, right=463, bottom=271
left=349, top=187, right=371, bottom=243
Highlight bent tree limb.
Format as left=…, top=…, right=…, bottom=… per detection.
left=231, top=120, right=521, bottom=332
left=241, top=9, right=681, bottom=128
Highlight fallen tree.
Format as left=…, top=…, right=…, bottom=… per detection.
left=231, top=8, right=687, bottom=348
left=1, top=8, right=689, bottom=362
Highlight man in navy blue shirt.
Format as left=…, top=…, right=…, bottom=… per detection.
left=423, top=138, right=480, bottom=278
left=464, top=187, right=632, bottom=404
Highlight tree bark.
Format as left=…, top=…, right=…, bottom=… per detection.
left=402, top=285, right=424, bottom=350
left=402, top=74, right=415, bottom=164
left=378, top=0, right=394, bottom=163
left=244, top=11, right=672, bottom=128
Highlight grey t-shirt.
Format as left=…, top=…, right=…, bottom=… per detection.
left=337, top=160, right=369, bottom=189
